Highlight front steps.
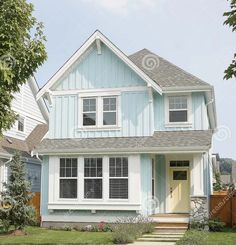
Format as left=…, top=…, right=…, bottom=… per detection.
left=137, top=214, right=188, bottom=243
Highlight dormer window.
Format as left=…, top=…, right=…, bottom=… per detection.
left=17, top=116, right=25, bottom=132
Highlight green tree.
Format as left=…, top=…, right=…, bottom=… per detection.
left=0, top=152, right=35, bottom=231
left=0, top=0, right=47, bottom=135
left=223, top=0, right=236, bottom=80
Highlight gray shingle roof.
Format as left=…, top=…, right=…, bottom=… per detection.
left=36, top=130, right=213, bottom=154
left=129, top=49, right=212, bottom=89
left=0, top=124, right=48, bottom=157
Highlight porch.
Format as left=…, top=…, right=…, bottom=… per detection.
left=141, top=152, right=212, bottom=221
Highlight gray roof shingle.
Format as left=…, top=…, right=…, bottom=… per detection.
left=36, top=130, right=213, bottom=154
left=129, top=49, right=212, bottom=89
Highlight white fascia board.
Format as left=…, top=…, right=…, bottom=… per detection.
left=36, top=30, right=162, bottom=100
left=162, top=85, right=213, bottom=93
left=28, top=77, right=49, bottom=121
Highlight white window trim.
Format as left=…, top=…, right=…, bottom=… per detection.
left=58, top=158, right=78, bottom=200
left=83, top=157, right=104, bottom=200
left=109, top=157, right=129, bottom=201
left=16, top=115, right=26, bottom=134
left=165, top=93, right=192, bottom=128
left=78, top=92, right=121, bottom=130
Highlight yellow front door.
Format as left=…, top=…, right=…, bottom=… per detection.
left=169, top=168, right=190, bottom=213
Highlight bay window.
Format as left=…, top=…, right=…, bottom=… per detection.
left=109, top=157, right=128, bottom=199
left=59, top=158, right=78, bottom=199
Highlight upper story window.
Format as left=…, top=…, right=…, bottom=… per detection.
left=83, top=98, right=97, bottom=126
left=17, top=116, right=25, bottom=132
left=59, top=158, right=78, bottom=199
left=80, top=95, right=120, bottom=128
left=169, top=96, right=188, bottom=123
left=103, top=97, right=117, bottom=126
left=165, top=95, right=192, bottom=126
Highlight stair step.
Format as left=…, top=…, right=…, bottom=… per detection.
left=155, top=222, right=188, bottom=227
left=154, top=229, right=187, bottom=234
left=152, top=232, right=185, bottom=235
left=155, top=226, right=188, bottom=229
left=143, top=234, right=184, bottom=238
left=138, top=237, right=180, bottom=242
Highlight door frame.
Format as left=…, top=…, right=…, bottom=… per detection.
left=165, top=155, right=192, bottom=213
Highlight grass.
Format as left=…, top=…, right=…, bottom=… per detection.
left=206, top=228, right=236, bottom=245
left=0, top=226, right=113, bottom=244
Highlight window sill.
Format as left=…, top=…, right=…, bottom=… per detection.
left=77, top=126, right=121, bottom=131
left=165, top=122, right=192, bottom=128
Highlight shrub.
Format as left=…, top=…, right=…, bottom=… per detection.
left=0, top=219, right=11, bottom=233
left=176, top=230, right=208, bottom=245
left=190, top=220, right=207, bottom=230
left=112, top=215, right=154, bottom=244
left=62, top=225, right=72, bottom=231
left=208, top=219, right=225, bottom=232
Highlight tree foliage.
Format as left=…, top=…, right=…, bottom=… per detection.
left=223, top=0, right=236, bottom=80
left=0, top=152, right=35, bottom=230
left=220, top=158, right=233, bottom=174
left=0, top=0, right=47, bottom=135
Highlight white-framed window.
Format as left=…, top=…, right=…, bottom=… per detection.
left=109, top=157, right=128, bottom=199
left=83, top=98, right=97, bottom=126
left=103, top=97, right=117, bottom=126
left=17, top=116, right=25, bottom=132
left=79, top=94, right=120, bottom=129
left=165, top=95, right=192, bottom=126
left=84, top=158, right=103, bottom=199
left=59, top=158, right=78, bottom=199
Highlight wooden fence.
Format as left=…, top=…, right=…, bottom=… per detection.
left=210, top=191, right=236, bottom=227
left=30, top=192, right=40, bottom=222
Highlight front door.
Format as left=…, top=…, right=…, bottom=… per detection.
left=169, top=168, right=190, bottom=213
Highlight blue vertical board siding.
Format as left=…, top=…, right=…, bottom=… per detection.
left=140, top=154, right=152, bottom=216
left=52, top=44, right=146, bottom=91
left=26, top=163, right=41, bottom=192
left=153, top=92, right=208, bottom=131
left=41, top=156, right=49, bottom=216
left=49, top=91, right=151, bottom=139
left=156, top=155, right=166, bottom=213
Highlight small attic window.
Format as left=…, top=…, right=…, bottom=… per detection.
left=17, top=116, right=25, bottom=132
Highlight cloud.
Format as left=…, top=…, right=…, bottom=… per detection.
left=82, top=0, right=159, bottom=15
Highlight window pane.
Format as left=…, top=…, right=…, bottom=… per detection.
left=60, top=158, right=77, bottom=177
left=60, top=179, right=77, bottom=198
left=109, top=158, right=128, bottom=177
left=169, top=110, right=187, bottom=122
left=18, top=117, right=24, bottom=132
left=84, top=179, right=102, bottom=199
left=109, top=179, right=128, bottom=199
left=103, top=98, right=116, bottom=111
left=84, top=158, right=103, bottom=177
left=122, top=158, right=128, bottom=177
left=103, top=112, right=116, bottom=125
left=83, top=113, right=96, bottom=126
left=173, top=171, right=187, bottom=180
left=83, top=98, right=96, bottom=112
left=169, top=96, right=187, bottom=110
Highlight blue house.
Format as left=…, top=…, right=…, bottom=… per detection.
left=36, top=31, right=217, bottom=227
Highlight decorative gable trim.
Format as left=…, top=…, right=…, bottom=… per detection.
left=36, top=30, right=162, bottom=101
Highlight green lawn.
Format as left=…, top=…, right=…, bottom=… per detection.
left=207, top=229, right=236, bottom=245
left=0, top=226, right=113, bottom=244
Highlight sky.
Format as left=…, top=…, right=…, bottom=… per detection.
left=30, top=0, right=236, bottom=159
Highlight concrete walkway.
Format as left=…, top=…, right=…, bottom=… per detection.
left=129, top=242, right=176, bottom=245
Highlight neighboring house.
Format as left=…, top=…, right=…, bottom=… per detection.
left=36, top=31, right=217, bottom=226
left=212, top=153, right=220, bottom=184
left=0, top=77, right=48, bottom=193
left=232, top=162, right=236, bottom=184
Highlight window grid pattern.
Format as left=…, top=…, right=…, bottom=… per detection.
left=84, top=158, right=103, bottom=199
left=18, top=117, right=24, bottom=132
left=59, top=158, right=78, bottom=199
left=170, top=161, right=190, bottom=167
left=103, top=97, right=117, bottom=126
left=83, top=98, right=97, bottom=126
left=168, top=96, right=188, bottom=123
left=109, top=157, right=128, bottom=199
